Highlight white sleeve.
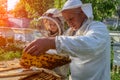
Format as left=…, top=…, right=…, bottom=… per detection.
left=55, top=22, right=110, bottom=57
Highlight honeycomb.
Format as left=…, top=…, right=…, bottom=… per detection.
left=20, top=52, right=71, bottom=69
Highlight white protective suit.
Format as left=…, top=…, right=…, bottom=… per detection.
left=56, top=19, right=111, bottom=80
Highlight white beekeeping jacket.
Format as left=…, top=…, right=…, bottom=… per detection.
left=56, top=19, right=111, bottom=80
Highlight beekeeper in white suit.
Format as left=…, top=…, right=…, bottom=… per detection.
left=24, top=0, right=111, bottom=80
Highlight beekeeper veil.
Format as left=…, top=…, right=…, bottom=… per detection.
left=36, top=8, right=64, bottom=37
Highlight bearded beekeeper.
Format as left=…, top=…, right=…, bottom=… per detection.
left=24, top=0, right=111, bottom=80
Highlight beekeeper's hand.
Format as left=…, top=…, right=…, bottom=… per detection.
left=23, top=37, right=56, bottom=56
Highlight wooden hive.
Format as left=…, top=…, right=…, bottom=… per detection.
left=19, top=68, right=61, bottom=80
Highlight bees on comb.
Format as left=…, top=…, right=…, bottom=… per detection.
left=20, top=52, right=71, bottom=69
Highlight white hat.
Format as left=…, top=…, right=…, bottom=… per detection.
left=62, top=0, right=83, bottom=11
left=56, top=0, right=93, bottom=18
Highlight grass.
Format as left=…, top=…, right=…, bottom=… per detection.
left=0, top=40, right=24, bottom=61
left=111, top=72, right=120, bottom=80
left=0, top=51, right=21, bottom=61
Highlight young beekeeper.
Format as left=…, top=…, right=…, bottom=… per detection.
left=37, top=8, right=64, bottom=37
left=24, top=0, right=111, bottom=80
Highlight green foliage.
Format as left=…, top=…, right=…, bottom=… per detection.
left=110, top=41, right=120, bottom=80
left=82, top=0, right=119, bottom=21
left=12, top=0, right=28, bottom=18
left=0, top=39, right=25, bottom=61
left=0, top=46, right=22, bottom=61
left=107, top=25, right=116, bottom=31
left=12, top=0, right=54, bottom=28
left=22, top=0, right=54, bottom=18
left=0, top=51, right=21, bottom=61
left=54, top=0, right=67, bottom=9
left=13, top=0, right=54, bottom=19
left=111, top=73, right=120, bottom=80
left=115, top=26, right=120, bottom=31
left=110, top=38, right=114, bottom=70
left=107, top=25, right=120, bottom=31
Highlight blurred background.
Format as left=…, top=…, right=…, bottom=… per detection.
left=0, top=0, right=120, bottom=80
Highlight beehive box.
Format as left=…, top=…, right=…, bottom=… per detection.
left=0, top=60, right=61, bottom=80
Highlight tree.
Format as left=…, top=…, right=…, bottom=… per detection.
left=0, top=0, right=8, bottom=27
left=11, top=0, right=54, bottom=28
left=54, top=0, right=67, bottom=9
left=12, top=0, right=54, bottom=19
left=11, top=0, right=28, bottom=18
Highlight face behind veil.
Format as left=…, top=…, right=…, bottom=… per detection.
left=36, top=8, right=64, bottom=37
